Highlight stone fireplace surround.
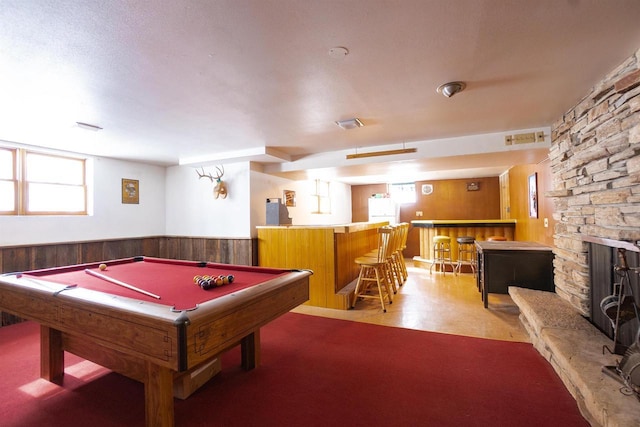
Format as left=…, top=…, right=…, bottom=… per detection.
left=549, top=48, right=640, bottom=316
left=512, top=49, right=640, bottom=425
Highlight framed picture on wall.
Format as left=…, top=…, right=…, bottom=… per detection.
left=122, top=179, right=139, bottom=204
left=283, top=190, right=296, bottom=207
left=528, top=173, right=538, bottom=218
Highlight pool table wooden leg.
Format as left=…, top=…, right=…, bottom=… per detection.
left=145, top=362, right=174, bottom=427
left=40, top=325, right=64, bottom=383
left=240, top=329, right=261, bottom=370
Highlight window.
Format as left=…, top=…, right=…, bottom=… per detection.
left=311, top=179, right=331, bottom=214
left=0, top=148, right=17, bottom=213
left=389, top=183, right=416, bottom=204
left=0, top=146, right=88, bottom=215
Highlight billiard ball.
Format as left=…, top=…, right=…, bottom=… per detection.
left=99, top=263, right=107, bottom=271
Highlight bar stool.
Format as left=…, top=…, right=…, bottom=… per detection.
left=487, top=236, right=507, bottom=241
left=395, top=222, right=409, bottom=283
left=454, top=236, right=476, bottom=276
left=352, top=227, right=394, bottom=312
left=430, top=235, right=454, bottom=274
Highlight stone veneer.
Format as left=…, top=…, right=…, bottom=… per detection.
left=549, top=47, right=640, bottom=315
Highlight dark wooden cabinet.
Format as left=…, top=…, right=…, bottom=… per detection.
left=476, top=241, right=554, bottom=308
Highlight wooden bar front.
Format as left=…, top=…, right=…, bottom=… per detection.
left=257, top=222, right=387, bottom=309
left=411, top=220, right=516, bottom=269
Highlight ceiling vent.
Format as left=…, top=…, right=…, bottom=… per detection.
left=336, top=118, right=364, bottom=130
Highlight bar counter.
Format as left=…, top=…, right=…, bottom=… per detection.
left=411, top=219, right=516, bottom=269
left=257, top=222, right=388, bottom=309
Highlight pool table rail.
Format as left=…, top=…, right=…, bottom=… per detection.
left=0, top=273, right=184, bottom=370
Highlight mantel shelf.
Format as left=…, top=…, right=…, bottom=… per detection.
left=581, top=235, right=640, bottom=253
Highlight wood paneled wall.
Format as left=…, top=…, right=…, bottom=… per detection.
left=0, top=236, right=257, bottom=274
left=507, top=160, right=555, bottom=246
left=351, top=184, right=388, bottom=222
left=352, top=178, right=501, bottom=257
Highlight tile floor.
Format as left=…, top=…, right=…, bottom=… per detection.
left=293, top=260, right=530, bottom=342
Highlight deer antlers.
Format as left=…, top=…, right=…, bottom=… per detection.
left=196, top=166, right=228, bottom=199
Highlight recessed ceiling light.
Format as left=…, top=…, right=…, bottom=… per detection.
left=335, top=118, right=363, bottom=130
left=76, top=122, right=103, bottom=131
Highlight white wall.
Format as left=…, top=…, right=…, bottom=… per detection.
left=249, top=168, right=291, bottom=236
left=297, top=180, right=352, bottom=225
left=165, top=162, right=252, bottom=238
left=250, top=168, right=352, bottom=232
left=0, top=156, right=354, bottom=246
left=0, top=156, right=166, bottom=246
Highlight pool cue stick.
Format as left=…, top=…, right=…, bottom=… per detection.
left=84, top=269, right=161, bottom=299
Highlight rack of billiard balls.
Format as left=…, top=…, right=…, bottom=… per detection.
left=193, top=274, right=234, bottom=290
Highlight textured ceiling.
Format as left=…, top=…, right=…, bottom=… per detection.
left=1, top=1, right=640, bottom=184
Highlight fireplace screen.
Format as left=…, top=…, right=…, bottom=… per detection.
left=588, top=242, right=640, bottom=349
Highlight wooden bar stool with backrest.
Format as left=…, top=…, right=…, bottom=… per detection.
left=393, top=223, right=409, bottom=284
left=363, top=225, right=400, bottom=293
left=352, top=226, right=394, bottom=312
left=387, top=224, right=404, bottom=290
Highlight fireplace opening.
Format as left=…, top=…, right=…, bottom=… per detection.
left=587, top=239, right=640, bottom=351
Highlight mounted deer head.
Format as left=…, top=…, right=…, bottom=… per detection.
left=196, top=166, right=228, bottom=199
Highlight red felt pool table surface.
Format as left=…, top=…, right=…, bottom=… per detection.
left=22, top=256, right=291, bottom=311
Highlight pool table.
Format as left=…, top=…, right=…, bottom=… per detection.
left=0, top=256, right=311, bottom=427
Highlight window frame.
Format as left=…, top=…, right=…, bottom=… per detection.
left=0, top=147, right=18, bottom=215
left=389, top=182, right=416, bottom=204
left=0, top=146, right=88, bottom=216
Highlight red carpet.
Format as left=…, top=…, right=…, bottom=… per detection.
left=0, top=313, right=587, bottom=427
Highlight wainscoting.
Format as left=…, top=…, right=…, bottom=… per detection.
left=0, top=236, right=257, bottom=325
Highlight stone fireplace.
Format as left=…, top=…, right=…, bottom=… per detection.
left=509, top=47, right=640, bottom=426
left=548, top=47, right=640, bottom=320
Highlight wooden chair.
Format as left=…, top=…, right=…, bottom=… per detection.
left=385, top=223, right=408, bottom=289
left=352, top=226, right=394, bottom=312
left=363, top=224, right=401, bottom=293
left=394, top=222, right=409, bottom=283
